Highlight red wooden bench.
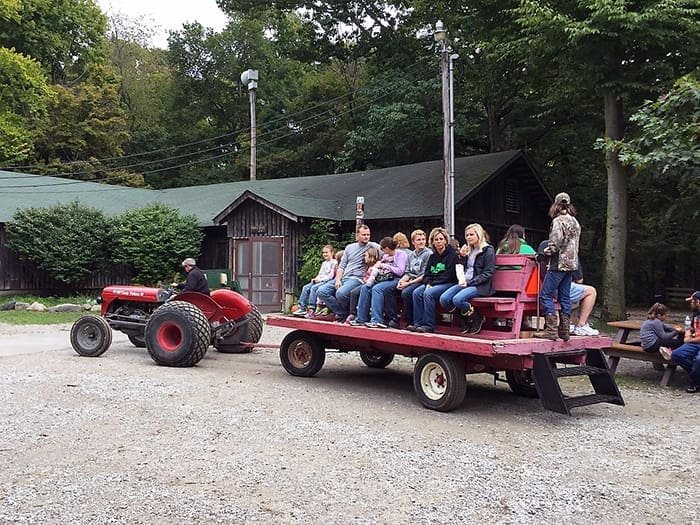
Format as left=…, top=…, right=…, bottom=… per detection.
left=429, top=254, right=543, bottom=339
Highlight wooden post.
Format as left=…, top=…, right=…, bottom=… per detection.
left=355, top=196, right=364, bottom=230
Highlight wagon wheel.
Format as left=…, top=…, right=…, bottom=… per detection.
left=359, top=351, right=394, bottom=369
left=413, top=353, right=467, bottom=412
left=145, top=301, right=210, bottom=367
left=128, top=334, right=146, bottom=348
left=279, top=331, right=325, bottom=377
left=505, top=370, right=539, bottom=398
left=70, top=316, right=112, bottom=357
left=215, top=304, right=264, bottom=354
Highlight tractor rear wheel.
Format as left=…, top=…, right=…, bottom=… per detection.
left=70, top=316, right=112, bottom=357
left=145, top=301, right=210, bottom=367
left=214, top=304, right=264, bottom=354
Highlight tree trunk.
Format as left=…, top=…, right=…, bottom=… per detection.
left=601, top=91, right=627, bottom=321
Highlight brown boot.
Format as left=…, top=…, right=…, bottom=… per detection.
left=534, top=314, right=558, bottom=340
left=558, top=313, right=571, bottom=341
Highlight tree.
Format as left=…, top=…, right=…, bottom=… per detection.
left=112, top=203, right=203, bottom=285
left=0, top=47, right=52, bottom=164
left=0, top=0, right=108, bottom=83
left=6, top=201, right=113, bottom=285
left=514, top=1, right=699, bottom=319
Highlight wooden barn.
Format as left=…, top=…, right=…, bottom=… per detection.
left=0, top=150, right=552, bottom=312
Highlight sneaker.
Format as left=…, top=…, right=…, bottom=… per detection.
left=293, top=307, right=307, bottom=316
left=468, top=311, right=484, bottom=334
left=415, top=326, right=434, bottom=333
left=573, top=323, right=599, bottom=336
left=387, top=319, right=400, bottom=329
left=686, top=384, right=699, bottom=394
left=365, top=322, right=379, bottom=328
left=569, top=324, right=576, bottom=334
left=318, top=307, right=331, bottom=316
left=659, top=346, right=673, bottom=361
left=349, top=319, right=365, bottom=326
left=344, top=315, right=355, bottom=325
left=407, top=324, right=418, bottom=332
left=374, top=322, right=388, bottom=329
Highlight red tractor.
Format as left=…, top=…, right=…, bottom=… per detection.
left=70, top=285, right=264, bottom=367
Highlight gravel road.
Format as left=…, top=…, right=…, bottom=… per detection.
left=0, top=321, right=697, bottom=524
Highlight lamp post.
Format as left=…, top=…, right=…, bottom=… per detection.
left=434, top=21, right=457, bottom=238
left=241, top=69, right=259, bottom=181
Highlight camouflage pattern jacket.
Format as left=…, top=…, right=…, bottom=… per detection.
left=548, top=212, right=581, bottom=272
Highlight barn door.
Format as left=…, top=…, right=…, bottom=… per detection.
left=233, top=237, right=283, bottom=313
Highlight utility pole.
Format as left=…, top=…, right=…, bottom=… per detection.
left=240, top=69, right=259, bottom=181
left=434, top=21, right=457, bottom=238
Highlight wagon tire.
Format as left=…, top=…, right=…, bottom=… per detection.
left=214, top=304, right=264, bottom=354
left=279, top=331, right=325, bottom=377
left=413, top=353, right=466, bottom=412
left=70, top=316, right=112, bottom=357
left=359, top=351, right=394, bottom=369
left=506, top=370, right=539, bottom=398
left=145, top=301, right=210, bottom=367
left=127, top=334, right=146, bottom=348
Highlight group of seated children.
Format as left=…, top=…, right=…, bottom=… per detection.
left=294, top=223, right=550, bottom=335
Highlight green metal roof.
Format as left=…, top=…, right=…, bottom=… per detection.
left=0, top=150, right=535, bottom=226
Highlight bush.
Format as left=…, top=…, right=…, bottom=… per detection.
left=298, top=220, right=341, bottom=287
left=112, top=203, right=202, bottom=285
left=6, top=201, right=113, bottom=285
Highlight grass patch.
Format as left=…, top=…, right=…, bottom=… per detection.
left=0, top=310, right=87, bottom=325
left=0, top=295, right=97, bottom=325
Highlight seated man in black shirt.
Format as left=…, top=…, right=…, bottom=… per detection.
left=179, top=257, right=210, bottom=295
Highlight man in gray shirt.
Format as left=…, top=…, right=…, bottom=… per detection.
left=317, top=224, right=380, bottom=322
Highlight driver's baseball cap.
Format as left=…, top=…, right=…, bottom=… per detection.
left=182, top=258, right=196, bottom=267
left=686, top=291, right=700, bottom=302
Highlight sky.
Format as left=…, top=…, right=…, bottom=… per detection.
left=97, top=0, right=229, bottom=48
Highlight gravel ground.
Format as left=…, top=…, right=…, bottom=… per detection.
left=0, top=320, right=697, bottom=524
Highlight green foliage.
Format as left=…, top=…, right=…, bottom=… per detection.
left=34, top=65, right=130, bottom=165
left=0, top=0, right=108, bottom=83
left=0, top=46, right=52, bottom=163
left=298, top=220, right=340, bottom=286
left=112, top=203, right=203, bottom=285
left=6, top=201, right=113, bottom=285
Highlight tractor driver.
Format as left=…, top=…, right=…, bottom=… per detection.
left=178, top=258, right=210, bottom=295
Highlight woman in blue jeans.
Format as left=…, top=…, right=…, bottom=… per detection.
left=408, top=227, right=458, bottom=333
left=439, top=223, right=495, bottom=334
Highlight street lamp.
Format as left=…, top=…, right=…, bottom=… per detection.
left=241, top=69, right=259, bottom=181
left=434, top=21, right=457, bottom=238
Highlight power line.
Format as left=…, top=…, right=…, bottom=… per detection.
left=0, top=72, right=428, bottom=190
left=0, top=59, right=431, bottom=173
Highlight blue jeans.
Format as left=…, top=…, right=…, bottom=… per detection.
left=356, top=283, right=375, bottom=322
left=392, top=283, right=422, bottom=324
left=439, top=284, right=479, bottom=313
left=540, top=270, right=573, bottom=315
left=671, top=343, right=700, bottom=385
left=298, top=281, right=324, bottom=309
left=317, top=277, right=362, bottom=319
left=412, top=283, right=454, bottom=330
left=366, top=280, right=398, bottom=324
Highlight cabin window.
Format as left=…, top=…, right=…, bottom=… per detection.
left=504, top=179, right=520, bottom=213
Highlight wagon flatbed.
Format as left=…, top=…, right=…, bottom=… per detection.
left=267, top=315, right=623, bottom=415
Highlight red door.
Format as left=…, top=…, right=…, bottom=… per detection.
left=233, top=237, right=283, bottom=313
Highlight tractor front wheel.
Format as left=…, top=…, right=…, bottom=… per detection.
left=145, top=301, right=210, bottom=367
left=127, top=334, right=146, bottom=348
left=70, top=316, right=112, bottom=357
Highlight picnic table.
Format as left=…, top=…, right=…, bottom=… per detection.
left=605, top=320, right=677, bottom=387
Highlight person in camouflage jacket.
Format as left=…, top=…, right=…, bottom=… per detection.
left=535, top=192, right=581, bottom=340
